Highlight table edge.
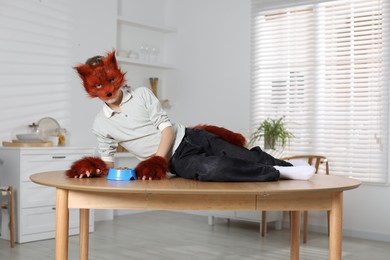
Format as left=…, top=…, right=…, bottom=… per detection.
left=30, top=171, right=362, bottom=195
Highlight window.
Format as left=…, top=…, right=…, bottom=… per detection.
left=251, top=0, right=389, bottom=183
left=0, top=0, right=72, bottom=142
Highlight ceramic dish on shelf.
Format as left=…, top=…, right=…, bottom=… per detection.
left=38, top=117, right=61, bottom=141
left=16, top=133, right=43, bottom=143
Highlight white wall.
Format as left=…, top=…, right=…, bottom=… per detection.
left=69, top=0, right=117, bottom=147
left=343, top=184, right=390, bottom=241
left=65, top=0, right=390, bottom=242
left=165, top=0, right=251, bottom=134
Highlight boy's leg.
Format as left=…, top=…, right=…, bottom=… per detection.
left=169, top=137, right=280, bottom=182
left=170, top=128, right=315, bottom=182
left=189, top=128, right=292, bottom=166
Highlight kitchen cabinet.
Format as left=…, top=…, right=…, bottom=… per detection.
left=0, top=147, right=95, bottom=243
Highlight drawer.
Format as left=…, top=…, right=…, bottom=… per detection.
left=21, top=153, right=93, bottom=181
left=20, top=207, right=80, bottom=235
left=20, top=182, right=56, bottom=208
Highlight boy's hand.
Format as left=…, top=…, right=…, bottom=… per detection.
left=65, top=157, right=108, bottom=178
left=135, top=155, right=168, bottom=180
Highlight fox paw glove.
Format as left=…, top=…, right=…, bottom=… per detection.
left=65, top=157, right=108, bottom=178
left=135, top=155, right=168, bottom=180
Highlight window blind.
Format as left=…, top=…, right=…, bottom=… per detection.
left=0, top=0, right=71, bottom=142
left=251, top=0, right=389, bottom=183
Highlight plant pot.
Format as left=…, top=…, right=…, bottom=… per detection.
left=264, top=137, right=276, bottom=150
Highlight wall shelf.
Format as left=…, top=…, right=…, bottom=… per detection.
left=116, top=56, right=175, bottom=70
left=117, top=16, right=177, bottom=33
left=116, top=3, right=176, bottom=105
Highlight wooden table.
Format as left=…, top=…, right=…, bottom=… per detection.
left=30, top=171, right=360, bottom=260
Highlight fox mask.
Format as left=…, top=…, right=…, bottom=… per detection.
left=74, top=51, right=126, bottom=99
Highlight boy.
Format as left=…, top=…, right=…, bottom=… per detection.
left=68, top=51, right=314, bottom=181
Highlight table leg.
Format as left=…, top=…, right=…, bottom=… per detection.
left=261, top=211, right=266, bottom=237
left=80, top=209, right=90, bottom=260
left=329, top=192, right=343, bottom=260
left=56, top=189, right=69, bottom=260
left=9, top=186, right=15, bottom=248
left=290, top=211, right=300, bottom=260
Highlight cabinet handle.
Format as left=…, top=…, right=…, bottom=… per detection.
left=52, top=156, right=66, bottom=159
left=52, top=207, right=56, bottom=210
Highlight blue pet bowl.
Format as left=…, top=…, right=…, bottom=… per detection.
left=107, top=168, right=137, bottom=181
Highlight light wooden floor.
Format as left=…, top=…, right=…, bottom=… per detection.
left=0, top=211, right=389, bottom=260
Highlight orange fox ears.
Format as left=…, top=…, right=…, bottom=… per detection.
left=74, top=63, right=93, bottom=80
left=104, top=51, right=118, bottom=68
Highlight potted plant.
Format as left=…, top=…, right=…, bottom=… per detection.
left=249, top=116, right=294, bottom=150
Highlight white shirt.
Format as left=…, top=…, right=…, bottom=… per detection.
left=92, top=86, right=185, bottom=162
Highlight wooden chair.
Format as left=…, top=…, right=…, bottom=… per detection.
left=1, top=186, right=15, bottom=248
left=261, top=155, right=329, bottom=243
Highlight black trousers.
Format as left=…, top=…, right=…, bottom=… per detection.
left=169, top=128, right=292, bottom=182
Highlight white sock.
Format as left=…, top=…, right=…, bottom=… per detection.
left=274, top=165, right=315, bottom=180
